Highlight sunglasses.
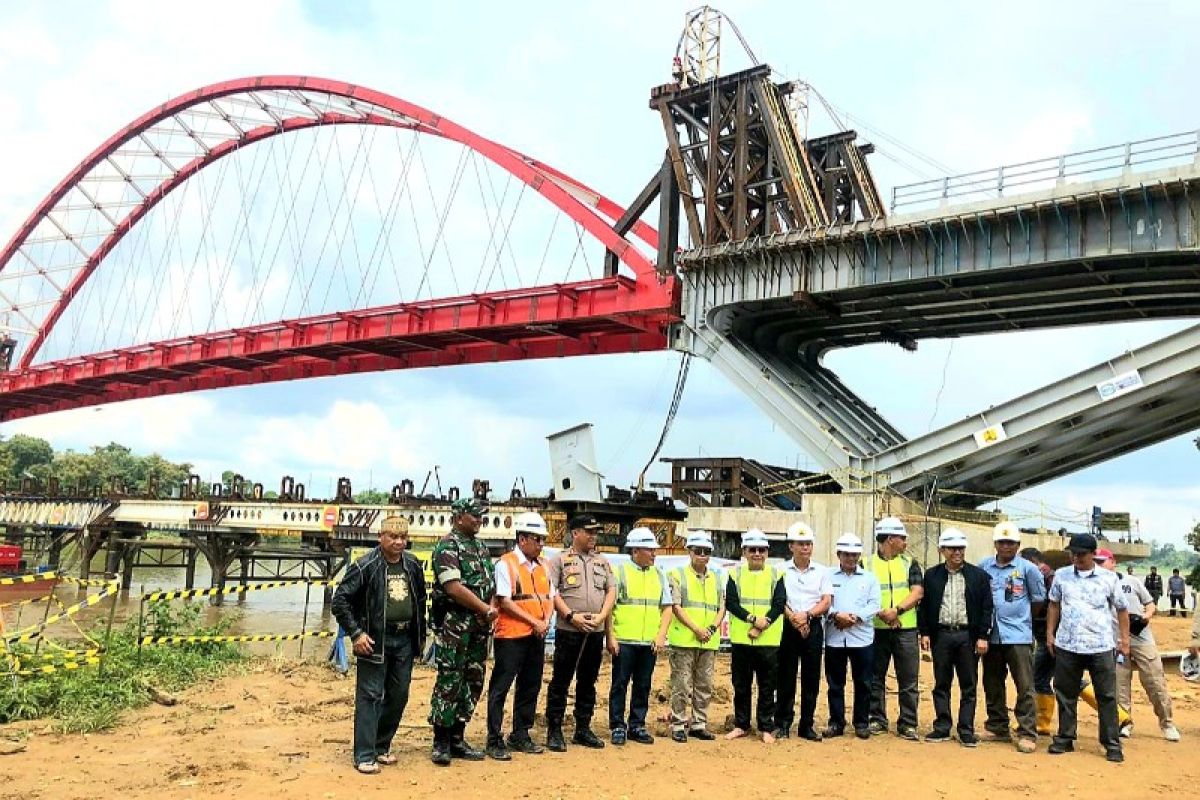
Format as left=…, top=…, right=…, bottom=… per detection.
left=745, top=547, right=768, bottom=554
left=690, top=548, right=712, bottom=556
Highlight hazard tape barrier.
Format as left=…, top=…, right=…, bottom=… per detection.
left=142, top=579, right=337, bottom=603
left=3, top=656, right=102, bottom=677
left=0, top=593, right=48, bottom=611
left=3, top=581, right=118, bottom=644
left=140, top=629, right=336, bottom=645
left=0, top=570, right=115, bottom=587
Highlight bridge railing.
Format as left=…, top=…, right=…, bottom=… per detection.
left=890, top=130, right=1200, bottom=212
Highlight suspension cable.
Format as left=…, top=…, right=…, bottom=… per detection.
left=638, top=352, right=693, bottom=491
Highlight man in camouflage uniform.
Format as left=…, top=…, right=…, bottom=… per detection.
left=428, top=496, right=497, bottom=766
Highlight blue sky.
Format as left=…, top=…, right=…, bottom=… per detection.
left=0, top=1, right=1197, bottom=544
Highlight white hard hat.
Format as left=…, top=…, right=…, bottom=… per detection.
left=993, top=521, right=1021, bottom=543
left=874, top=517, right=907, bottom=539
left=939, top=528, right=969, bottom=548
left=786, top=521, right=815, bottom=543
left=834, top=533, right=864, bottom=554
left=624, top=526, right=660, bottom=549
left=685, top=530, right=714, bottom=549
left=513, top=511, right=548, bottom=537
left=741, top=528, right=770, bottom=549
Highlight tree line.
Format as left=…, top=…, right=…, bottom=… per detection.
left=0, top=434, right=192, bottom=497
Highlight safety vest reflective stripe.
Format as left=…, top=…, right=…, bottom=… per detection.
left=668, top=566, right=720, bottom=650
left=613, top=562, right=663, bottom=644
left=869, top=554, right=917, bottom=630
left=728, top=565, right=783, bottom=647
left=494, top=552, right=551, bottom=639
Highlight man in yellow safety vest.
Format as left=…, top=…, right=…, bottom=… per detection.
left=865, top=516, right=924, bottom=741
left=605, top=527, right=673, bottom=745
left=725, top=528, right=787, bottom=743
left=666, top=530, right=726, bottom=743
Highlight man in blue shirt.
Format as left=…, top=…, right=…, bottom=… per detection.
left=823, top=533, right=881, bottom=740
left=1046, top=532, right=1130, bottom=763
left=978, top=522, right=1046, bottom=754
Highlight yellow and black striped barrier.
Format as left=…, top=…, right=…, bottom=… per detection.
left=0, top=570, right=115, bottom=587
left=3, top=581, right=118, bottom=644
left=0, top=594, right=48, bottom=611
left=142, top=579, right=337, bottom=602
left=139, top=630, right=336, bottom=645
left=3, top=655, right=102, bottom=677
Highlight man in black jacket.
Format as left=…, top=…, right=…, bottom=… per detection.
left=918, top=528, right=994, bottom=748
left=332, top=515, right=428, bottom=774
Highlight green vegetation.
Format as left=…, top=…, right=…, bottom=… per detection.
left=0, top=435, right=192, bottom=497
left=0, top=601, right=244, bottom=733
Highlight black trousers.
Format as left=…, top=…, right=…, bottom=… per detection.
left=608, top=642, right=657, bottom=731
left=730, top=644, right=779, bottom=731
left=1169, top=594, right=1185, bottom=615
left=775, top=621, right=824, bottom=732
left=352, top=633, right=414, bottom=764
left=1032, top=638, right=1055, bottom=695
left=486, top=635, right=545, bottom=743
left=825, top=644, right=873, bottom=732
left=1053, top=647, right=1120, bottom=752
left=930, top=629, right=978, bottom=737
left=545, top=629, right=604, bottom=728
left=869, top=628, right=920, bottom=731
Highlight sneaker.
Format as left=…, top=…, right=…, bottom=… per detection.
left=924, top=730, right=952, bottom=743
left=611, top=728, right=627, bottom=746
left=1016, top=738, right=1037, bottom=754
left=430, top=742, right=452, bottom=766
left=355, top=761, right=380, bottom=775
left=896, top=727, right=919, bottom=742
left=854, top=727, right=870, bottom=740
left=688, top=728, right=715, bottom=741
left=1162, top=724, right=1182, bottom=742
left=773, top=727, right=791, bottom=739
left=671, top=729, right=688, bottom=743
left=546, top=727, right=567, bottom=753
left=867, top=720, right=888, bottom=736
left=1047, top=740, right=1074, bottom=755
left=1119, top=722, right=1133, bottom=739
left=375, top=753, right=398, bottom=766
left=958, top=733, right=979, bottom=748
left=485, top=742, right=511, bottom=761
left=822, top=725, right=845, bottom=739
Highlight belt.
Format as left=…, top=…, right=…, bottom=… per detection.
left=938, top=623, right=967, bottom=632
left=386, top=621, right=411, bottom=632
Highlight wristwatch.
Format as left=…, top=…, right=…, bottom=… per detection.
left=565, top=611, right=576, bottom=623
left=748, top=614, right=758, bottom=625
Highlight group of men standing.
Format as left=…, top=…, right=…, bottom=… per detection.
left=333, top=500, right=1184, bottom=773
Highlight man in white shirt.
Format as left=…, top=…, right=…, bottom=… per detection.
left=774, top=521, right=832, bottom=741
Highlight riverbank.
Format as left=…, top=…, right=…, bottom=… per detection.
left=2, top=616, right=1198, bottom=799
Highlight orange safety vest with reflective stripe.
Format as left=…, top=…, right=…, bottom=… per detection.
left=494, top=551, right=551, bottom=639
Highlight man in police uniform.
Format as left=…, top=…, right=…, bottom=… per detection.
left=545, top=514, right=616, bottom=751
left=775, top=521, right=833, bottom=741
left=667, top=530, right=726, bottom=742
left=605, top=527, right=673, bottom=745
left=725, top=528, right=787, bottom=743
left=865, top=516, right=923, bottom=740
left=428, top=497, right=497, bottom=766
left=486, top=512, right=555, bottom=761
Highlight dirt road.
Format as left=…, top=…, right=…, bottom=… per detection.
left=3, top=616, right=1199, bottom=799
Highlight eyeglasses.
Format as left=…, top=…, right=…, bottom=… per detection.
left=745, top=547, right=768, bottom=554
left=690, top=548, right=712, bottom=556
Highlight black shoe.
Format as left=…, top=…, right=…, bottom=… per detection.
left=486, top=742, right=511, bottom=761
left=854, top=727, right=870, bottom=740
left=1106, top=748, right=1124, bottom=763
left=924, top=730, right=952, bottom=743
left=449, top=738, right=485, bottom=761
left=547, top=726, right=567, bottom=753
left=431, top=741, right=452, bottom=766
left=629, top=729, right=655, bottom=745
left=897, top=727, right=919, bottom=742
left=688, top=728, right=715, bottom=740
left=823, top=725, right=845, bottom=739
left=572, top=728, right=605, bottom=749
left=799, top=728, right=823, bottom=742
left=671, top=729, right=688, bottom=743
left=611, top=728, right=627, bottom=746
left=958, top=733, right=979, bottom=748
left=507, top=736, right=545, bottom=755
left=773, top=728, right=791, bottom=739
left=1047, top=740, right=1074, bottom=755
left=867, top=720, right=888, bottom=736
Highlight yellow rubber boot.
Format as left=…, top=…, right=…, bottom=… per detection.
left=1035, top=694, right=1055, bottom=736
left=1079, top=685, right=1131, bottom=727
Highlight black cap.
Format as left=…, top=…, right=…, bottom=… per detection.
left=1067, top=533, right=1098, bottom=553
left=569, top=514, right=602, bottom=530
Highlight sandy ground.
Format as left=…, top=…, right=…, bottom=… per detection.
left=2, top=615, right=1199, bottom=800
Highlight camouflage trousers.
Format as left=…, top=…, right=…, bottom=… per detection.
left=429, top=611, right=490, bottom=728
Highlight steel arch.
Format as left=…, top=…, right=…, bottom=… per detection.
left=0, top=76, right=663, bottom=368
